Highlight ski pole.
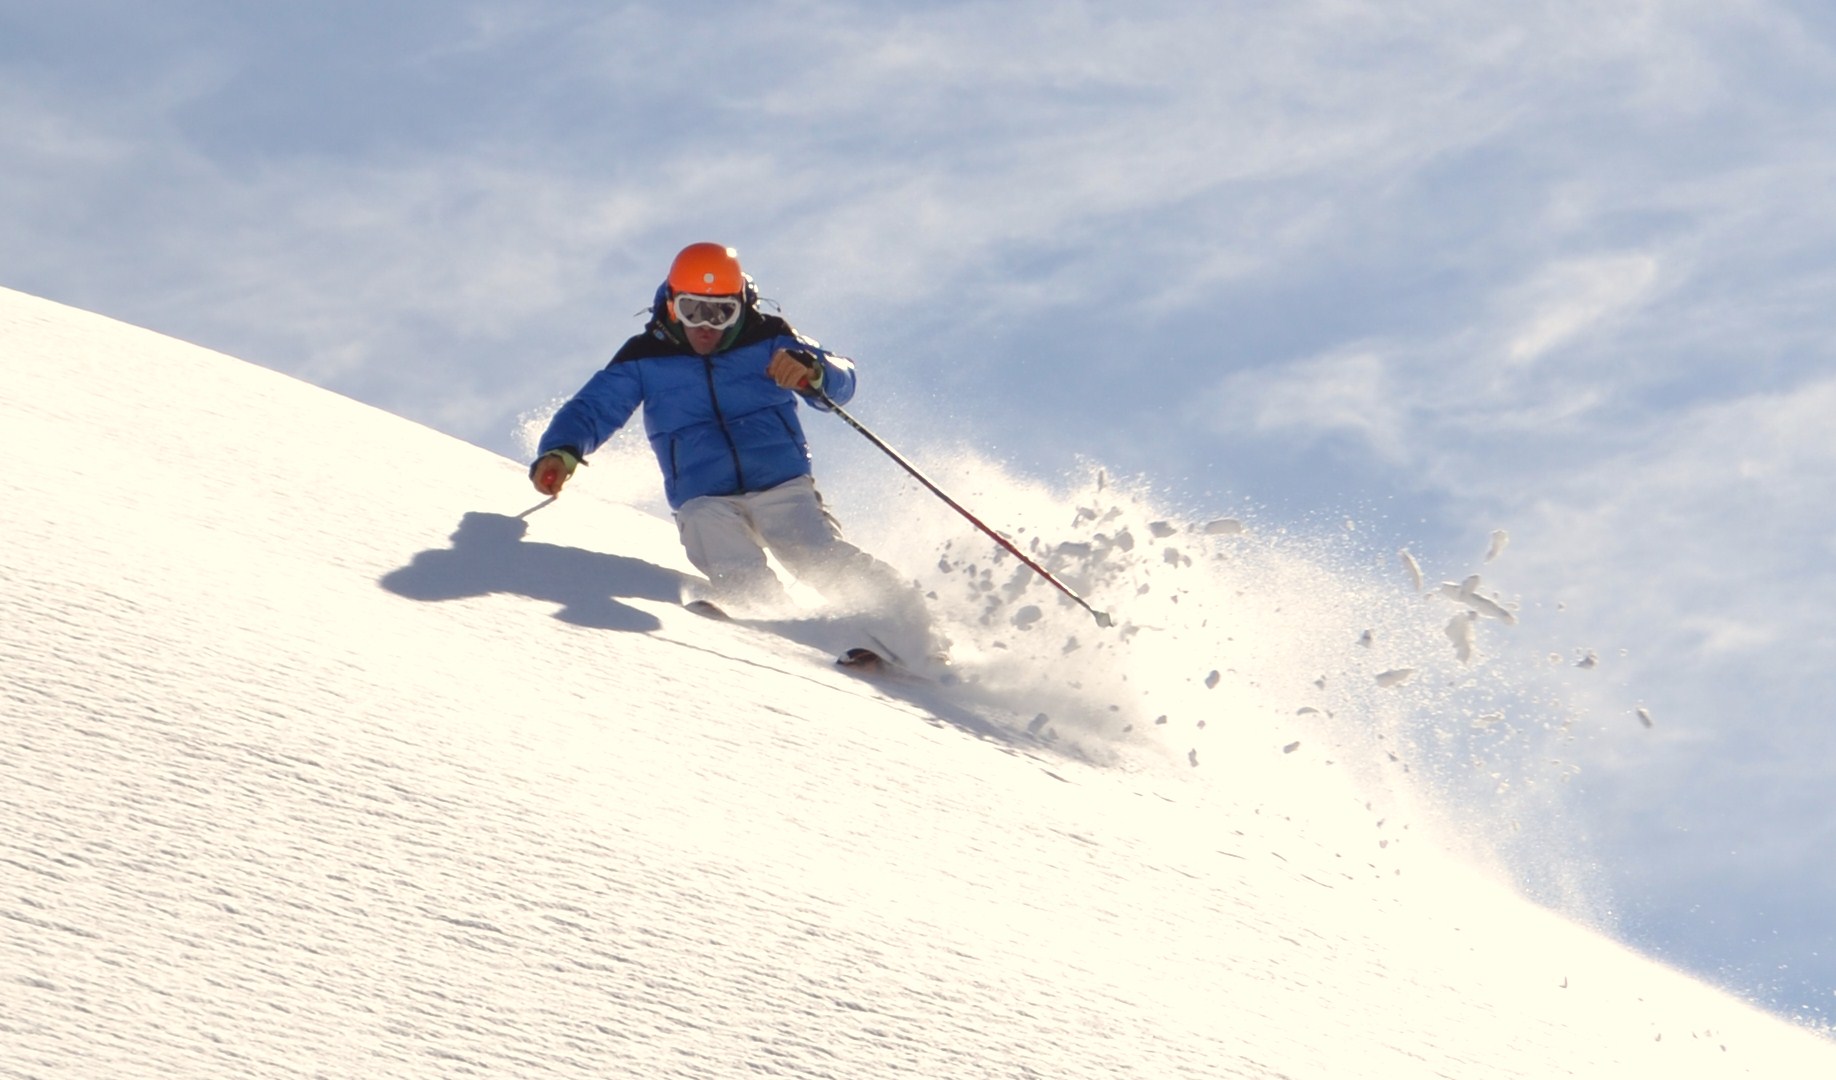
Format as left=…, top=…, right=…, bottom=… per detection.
left=812, top=387, right=1114, bottom=628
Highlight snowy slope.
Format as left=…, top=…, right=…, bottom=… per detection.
left=2, top=285, right=1831, bottom=1078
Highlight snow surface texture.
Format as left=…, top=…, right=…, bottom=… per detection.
left=3, top=285, right=1832, bottom=1077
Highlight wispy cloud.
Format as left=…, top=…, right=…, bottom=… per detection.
left=1193, top=350, right=1414, bottom=464
left=1501, top=253, right=1661, bottom=367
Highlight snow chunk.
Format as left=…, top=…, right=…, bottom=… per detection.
left=1445, top=612, right=1476, bottom=663
left=1436, top=575, right=1517, bottom=624
left=1399, top=549, right=1424, bottom=593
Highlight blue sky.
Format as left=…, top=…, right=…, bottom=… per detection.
left=5, top=1, right=1835, bottom=1020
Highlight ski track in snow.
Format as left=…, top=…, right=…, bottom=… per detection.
left=4, top=287, right=1833, bottom=1077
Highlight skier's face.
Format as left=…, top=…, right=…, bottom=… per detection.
left=673, top=291, right=743, bottom=355
left=684, top=324, right=726, bottom=355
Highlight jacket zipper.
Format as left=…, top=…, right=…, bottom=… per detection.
left=701, top=356, right=747, bottom=492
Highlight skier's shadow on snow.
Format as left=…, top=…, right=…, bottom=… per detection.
left=383, top=513, right=1044, bottom=756
left=380, top=511, right=684, bottom=632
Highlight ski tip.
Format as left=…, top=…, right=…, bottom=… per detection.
left=837, top=647, right=886, bottom=674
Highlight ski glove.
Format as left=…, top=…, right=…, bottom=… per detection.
left=767, top=348, right=824, bottom=393
left=530, top=448, right=581, bottom=496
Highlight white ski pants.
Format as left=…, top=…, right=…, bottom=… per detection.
left=674, top=476, right=934, bottom=650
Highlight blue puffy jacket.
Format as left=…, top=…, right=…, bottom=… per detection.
left=537, top=298, right=857, bottom=509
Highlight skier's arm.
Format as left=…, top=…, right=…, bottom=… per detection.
left=530, top=365, right=643, bottom=494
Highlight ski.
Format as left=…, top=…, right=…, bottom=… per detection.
left=835, top=640, right=949, bottom=685
left=836, top=647, right=893, bottom=674
left=684, top=602, right=943, bottom=685
left=683, top=599, right=731, bottom=621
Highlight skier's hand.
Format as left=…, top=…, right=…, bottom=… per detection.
left=767, top=348, right=824, bottom=392
left=530, top=450, right=579, bottom=495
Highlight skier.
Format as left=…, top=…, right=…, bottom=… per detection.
left=529, top=242, right=940, bottom=668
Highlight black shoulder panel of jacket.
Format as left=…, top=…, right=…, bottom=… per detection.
left=607, top=326, right=684, bottom=366
left=606, top=311, right=800, bottom=368
left=731, top=311, right=798, bottom=348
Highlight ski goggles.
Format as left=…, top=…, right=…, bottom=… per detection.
left=672, top=292, right=744, bottom=330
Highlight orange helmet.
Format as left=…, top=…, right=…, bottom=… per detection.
left=667, top=243, right=745, bottom=296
